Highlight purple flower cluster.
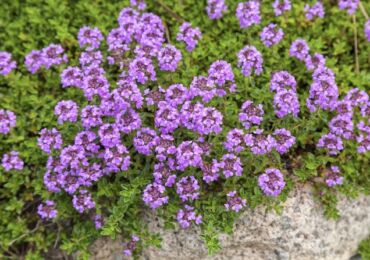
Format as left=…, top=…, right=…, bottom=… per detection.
left=329, top=114, right=353, bottom=139
left=304, top=2, right=325, bottom=21
left=177, top=205, right=202, bottom=228
left=237, top=45, right=263, bottom=77
left=224, top=191, right=246, bottom=212
left=143, top=182, right=169, bottom=209
left=236, top=1, right=261, bottom=29
left=258, top=168, right=285, bottom=197
left=134, top=128, right=158, bottom=155
left=72, top=189, right=95, bottom=213
left=78, top=26, right=104, bottom=50
left=270, top=71, right=297, bottom=92
left=338, top=0, right=359, bottom=15
left=0, top=51, right=16, bottom=75
left=176, top=176, right=200, bottom=201
left=206, top=0, right=227, bottom=20
left=37, top=200, right=58, bottom=220
left=273, top=128, right=296, bottom=154
left=131, top=0, right=146, bottom=10
left=317, top=132, right=344, bottom=155
left=239, top=100, right=264, bottom=129
left=305, top=53, right=326, bottom=71
left=157, top=45, right=182, bottom=71
left=324, top=166, right=344, bottom=187
left=176, top=22, right=202, bottom=52
left=290, top=39, right=310, bottom=61
left=93, top=214, right=104, bottom=229
left=38, top=128, right=63, bottom=154
left=2, top=151, right=24, bottom=172
left=218, top=153, right=243, bottom=178
left=245, top=129, right=276, bottom=155
left=224, top=129, right=245, bottom=153
left=25, top=44, right=68, bottom=73
left=273, top=89, right=300, bottom=118
left=123, top=235, right=140, bottom=256
left=153, top=162, right=176, bottom=187
left=54, top=100, right=79, bottom=124
left=272, top=0, right=291, bottom=16
left=0, top=109, right=16, bottom=134
left=260, top=23, right=284, bottom=47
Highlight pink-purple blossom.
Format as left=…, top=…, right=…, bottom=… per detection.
left=258, top=168, right=285, bottom=197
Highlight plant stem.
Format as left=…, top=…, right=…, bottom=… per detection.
left=359, top=2, right=369, bottom=20
left=353, top=15, right=360, bottom=74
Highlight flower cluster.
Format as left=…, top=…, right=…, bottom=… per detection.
left=176, top=22, right=202, bottom=52
left=176, top=176, right=200, bottom=201
left=123, top=235, right=140, bottom=256
left=38, top=128, right=63, bottom=154
left=338, top=0, right=359, bottom=15
left=272, top=0, right=291, bottom=16
left=157, top=45, right=182, bottom=72
left=290, top=39, right=310, bottom=61
left=78, top=26, right=104, bottom=50
left=54, top=100, right=79, bottom=124
left=37, top=200, right=58, bottom=220
left=258, top=168, right=286, bottom=197
left=260, top=23, right=284, bottom=47
left=304, top=2, right=325, bottom=21
left=273, top=128, right=296, bottom=154
left=0, top=51, right=17, bottom=75
left=2, top=151, right=24, bottom=172
left=305, top=53, right=326, bottom=71
left=0, top=109, right=16, bottom=134
left=224, top=191, right=246, bottom=212
left=324, top=166, right=344, bottom=187
left=25, top=44, right=68, bottom=73
left=239, top=100, right=264, bottom=129
left=237, top=45, right=263, bottom=77
left=143, top=183, right=169, bottom=209
left=236, top=1, right=261, bottom=28
left=206, top=0, right=227, bottom=20
left=270, top=71, right=297, bottom=92
left=245, top=129, right=276, bottom=155
left=176, top=205, right=202, bottom=228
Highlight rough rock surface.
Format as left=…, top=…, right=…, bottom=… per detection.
left=89, top=185, right=370, bottom=260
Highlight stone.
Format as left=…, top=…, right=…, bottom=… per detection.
left=89, top=185, right=370, bottom=260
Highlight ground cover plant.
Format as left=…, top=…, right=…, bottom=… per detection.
left=0, top=0, right=369, bottom=259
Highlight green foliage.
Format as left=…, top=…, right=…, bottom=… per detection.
left=0, top=0, right=369, bottom=258
left=359, top=236, right=370, bottom=260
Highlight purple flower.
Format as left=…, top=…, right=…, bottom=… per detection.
left=134, top=128, right=158, bottom=155
left=224, top=129, right=245, bottom=153
left=335, top=100, right=353, bottom=115
left=155, top=134, right=177, bottom=161
left=365, top=20, right=370, bottom=42
left=224, top=191, right=246, bottom=212
left=176, top=176, right=200, bottom=201
left=273, top=128, right=296, bottom=154
left=206, top=0, right=227, bottom=20
left=0, top=51, right=16, bottom=75
left=176, top=141, right=203, bottom=171
left=165, top=84, right=189, bottom=107
left=144, top=87, right=165, bottom=106
left=79, top=51, right=103, bottom=67
left=58, top=171, right=82, bottom=194
left=94, top=214, right=104, bottom=229
left=208, top=60, right=235, bottom=88
left=244, top=129, right=276, bottom=155
left=25, top=50, right=43, bottom=74
left=2, top=151, right=24, bottom=171
left=324, top=166, right=344, bottom=187
left=41, top=44, right=68, bottom=69
left=176, top=22, right=202, bottom=52
left=305, top=53, right=326, bottom=71
left=270, top=71, right=297, bottom=92
left=0, top=109, right=16, bottom=134
left=218, top=153, right=243, bottom=178
left=177, top=205, right=202, bottom=228
left=81, top=105, right=103, bottom=129
left=236, top=1, right=261, bottom=29
left=304, top=2, right=325, bottom=21
left=329, top=114, right=354, bottom=139
left=115, top=107, right=142, bottom=134
left=157, top=45, right=182, bottom=72
left=129, top=56, right=156, bottom=84
left=290, top=39, right=310, bottom=61
left=130, top=0, right=146, bottom=10
left=258, top=168, right=285, bottom=197
left=61, top=67, right=83, bottom=88
left=118, top=8, right=139, bottom=28
left=78, top=26, right=104, bottom=50
left=260, top=23, right=284, bottom=47
left=189, top=76, right=217, bottom=103
left=123, top=235, right=140, bottom=256
left=153, top=162, right=176, bottom=187
left=82, top=75, right=110, bottom=101
left=194, top=107, right=223, bottom=135
left=344, top=88, right=369, bottom=107
left=135, top=13, right=165, bottom=41
left=54, top=100, right=78, bottom=124
left=72, top=189, right=96, bottom=213
left=239, top=100, right=264, bottom=129
left=360, top=102, right=370, bottom=120
left=74, top=131, right=100, bottom=154
left=200, top=161, right=220, bottom=183
left=98, top=123, right=121, bottom=148
left=143, top=182, right=169, bottom=209
left=44, top=169, right=61, bottom=193
left=338, top=0, right=359, bottom=15
left=180, top=101, right=204, bottom=130
left=102, top=144, right=131, bottom=174
left=155, top=101, right=180, bottom=134
left=237, top=45, right=263, bottom=77
left=273, top=89, right=300, bottom=118
left=356, top=133, right=370, bottom=153
left=317, top=133, right=344, bottom=155
left=38, top=200, right=57, bottom=220
left=60, top=145, right=88, bottom=170
left=78, top=163, right=103, bottom=186
left=272, top=0, right=291, bottom=16
left=38, top=128, right=63, bottom=154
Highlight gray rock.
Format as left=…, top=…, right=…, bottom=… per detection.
left=89, top=185, right=370, bottom=260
